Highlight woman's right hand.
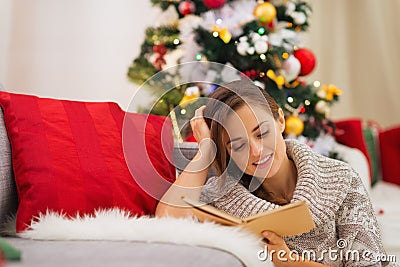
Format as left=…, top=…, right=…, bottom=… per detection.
left=190, top=105, right=211, bottom=143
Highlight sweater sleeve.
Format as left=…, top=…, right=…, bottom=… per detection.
left=336, top=170, right=398, bottom=267
left=200, top=176, right=279, bottom=219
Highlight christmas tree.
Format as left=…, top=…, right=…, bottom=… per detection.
left=127, top=0, right=342, bottom=142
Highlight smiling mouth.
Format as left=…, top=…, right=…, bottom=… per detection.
left=253, top=154, right=273, bottom=167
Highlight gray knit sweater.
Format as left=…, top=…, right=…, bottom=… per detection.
left=200, top=140, right=397, bottom=267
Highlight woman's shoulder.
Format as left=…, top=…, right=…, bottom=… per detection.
left=285, top=139, right=356, bottom=177
left=199, top=175, right=245, bottom=203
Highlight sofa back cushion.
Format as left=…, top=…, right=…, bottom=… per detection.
left=0, top=108, right=18, bottom=223
left=0, top=92, right=176, bottom=232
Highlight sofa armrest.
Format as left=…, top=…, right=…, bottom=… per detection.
left=0, top=108, right=18, bottom=224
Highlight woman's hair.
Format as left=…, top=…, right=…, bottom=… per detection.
left=203, top=79, right=287, bottom=204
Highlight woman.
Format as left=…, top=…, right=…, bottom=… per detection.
left=156, top=79, right=394, bottom=267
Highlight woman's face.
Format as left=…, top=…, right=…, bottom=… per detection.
left=224, top=104, right=286, bottom=180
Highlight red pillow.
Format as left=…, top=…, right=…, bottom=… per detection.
left=334, top=119, right=372, bottom=182
left=379, top=126, right=400, bottom=186
left=0, top=92, right=176, bottom=232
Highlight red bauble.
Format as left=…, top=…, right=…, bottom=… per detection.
left=179, top=1, right=195, bottom=16
left=203, top=0, right=226, bottom=9
left=293, top=48, right=316, bottom=76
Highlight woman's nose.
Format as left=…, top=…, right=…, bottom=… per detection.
left=249, top=139, right=262, bottom=157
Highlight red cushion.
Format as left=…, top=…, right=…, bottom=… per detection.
left=334, top=119, right=372, bottom=181
left=379, top=126, right=400, bottom=186
left=0, top=92, right=176, bottom=232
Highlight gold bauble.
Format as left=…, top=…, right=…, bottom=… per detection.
left=284, top=116, right=304, bottom=136
left=253, top=2, right=277, bottom=24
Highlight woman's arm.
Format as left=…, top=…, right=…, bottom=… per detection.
left=155, top=138, right=215, bottom=218
left=155, top=106, right=214, bottom=218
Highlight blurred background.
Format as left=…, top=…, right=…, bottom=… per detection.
left=0, top=0, right=399, bottom=127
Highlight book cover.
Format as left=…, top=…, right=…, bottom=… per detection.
left=182, top=197, right=315, bottom=237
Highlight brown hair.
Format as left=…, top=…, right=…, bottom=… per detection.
left=203, top=79, right=287, bottom=204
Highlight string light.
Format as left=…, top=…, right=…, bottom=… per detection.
left=304, top=100, right=311, bottom=106
left=216, top=18, right=223, bottom=25
left=260, top=54, right=266, bottom=61
left=173, top=38, right=180, bottom=45
left=212, top=31, right=219, bottom=37
left=195, top=53, right=202, bottom=61
left=180, top=109, right=187, bottom=115
left=282, top=52, right=289, bottom=59
left=258, top=27, right=265, bottom=35
left=313, top=81, right=321, bottom=87
left=287, top=96, right=294, bottom=103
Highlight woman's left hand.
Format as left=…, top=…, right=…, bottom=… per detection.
left=262, top=231, right=293, bottom=267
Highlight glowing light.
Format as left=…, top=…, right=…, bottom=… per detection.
left=282, top=52, right=289, bottom=59
left=180, top=109, right=187, bottom=115
left=313, top=81, right=321, bottom=87
left=195, top=53, right=202, bottom=61
left=216, top=18, right=223, bottom=25
left=304, top=100, right=311, bottom=106
left=258, top=27, right=265, bottom=35
left=212, top=31, right=219, bottom=37
left=260, top=54, right=266, bottom=61
left=287, top=97, right=294, bottom=103
left=173, top=39, right=180, bottom=45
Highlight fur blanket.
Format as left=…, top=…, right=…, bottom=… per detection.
left=18, top=209, right=272, bottom=267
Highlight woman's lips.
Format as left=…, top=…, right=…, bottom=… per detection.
left=253, top=153, right=273, bottom=169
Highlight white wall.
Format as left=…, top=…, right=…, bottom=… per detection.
left=2, top=0, right=159, bottom=110
left=0, top=0, right=12, bottom=87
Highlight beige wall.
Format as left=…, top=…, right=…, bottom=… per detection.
left=305, top=0, right=400, bottom=127
left=1, top=0, right=399, bottom=127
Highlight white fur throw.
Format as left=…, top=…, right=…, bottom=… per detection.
left=19, top=209, right=271, bottom=267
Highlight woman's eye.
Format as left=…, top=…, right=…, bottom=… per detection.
left=232, top=143, right=245, bottom=152
left=258, top=131, right=269, bottom=138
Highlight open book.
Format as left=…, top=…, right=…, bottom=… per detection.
left=182, top=197, right=315, bottom=237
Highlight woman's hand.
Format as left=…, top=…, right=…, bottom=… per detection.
left=190, top=106, right=211, bottom=143
left=262, top=231, right=292, bottom=267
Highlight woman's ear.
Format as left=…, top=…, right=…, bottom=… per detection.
left=278, top=108, right=285, bottom=133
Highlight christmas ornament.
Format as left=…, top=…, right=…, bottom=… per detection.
left=282, top=54, right=301, bottom=82
left=203, top=0, right=226, bottom=9
left=178, top=1, right=195, bottom=16
left=253, top=2, right=277, bottom=24
left=236, top=37, right=250, bottom=56
left=212, top=25, right=232, bottom=43
left=285, top=116, right=304, bottom=136
left=315, top=100, right=329, bottom=115
left=267, top=69, right=285, bottom=89
left=153, top=43, right=168, bottom=70
left=293, top=48, right=316, bottom=76
left=179, top=86, right=200, bottom=107
left=250, top=32, right=268, bottom=54
left=291, top=12, right=307, bottom=25
left=317, top=84, right=342, bottom=101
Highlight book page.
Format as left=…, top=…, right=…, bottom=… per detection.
left=181, top=196, right=243, bottom=224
